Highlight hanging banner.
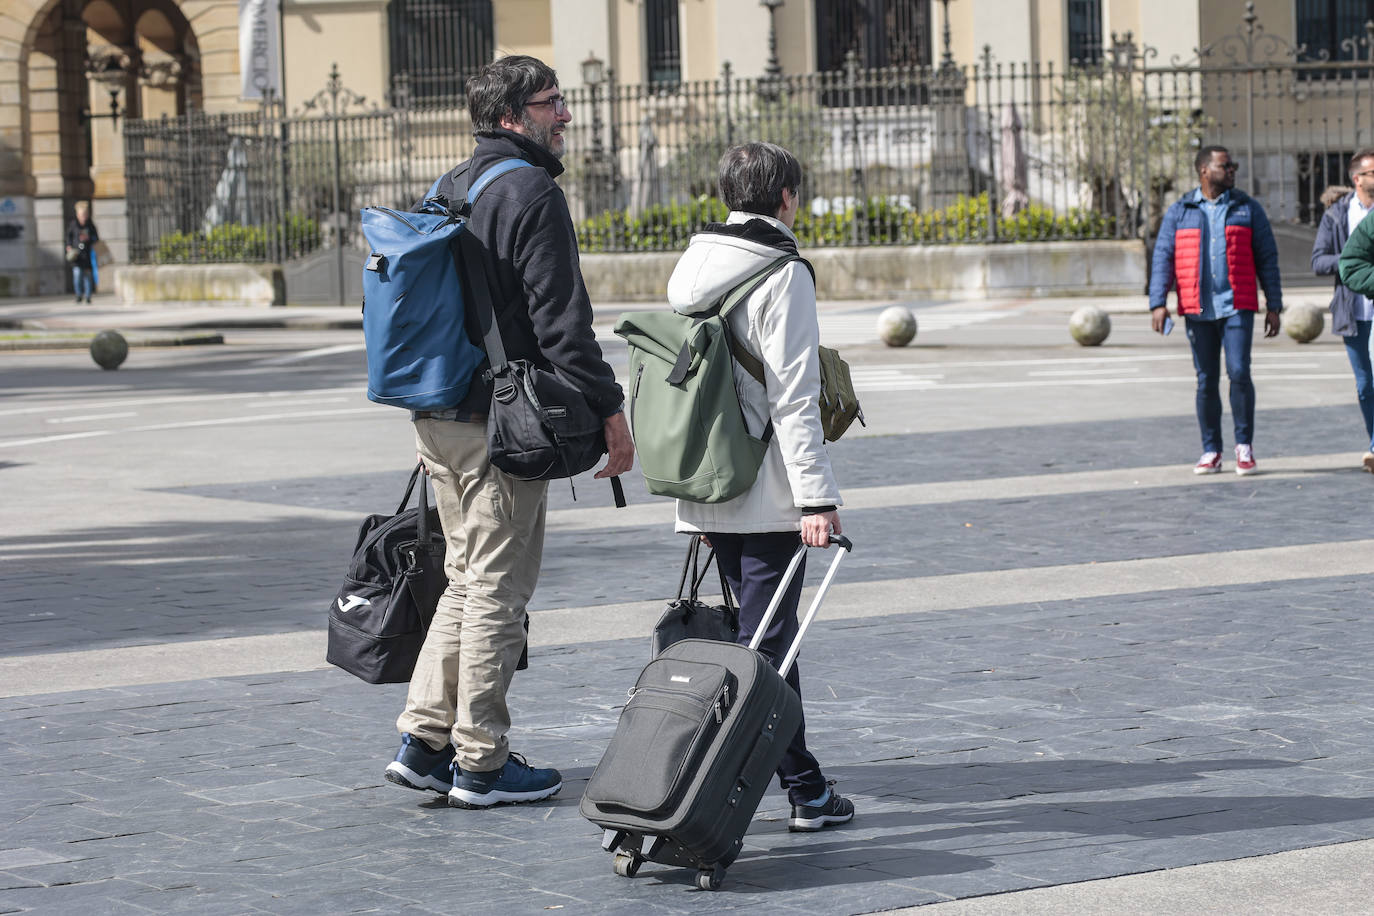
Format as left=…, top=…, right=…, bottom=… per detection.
left=238, top=0, right=281, bottom=100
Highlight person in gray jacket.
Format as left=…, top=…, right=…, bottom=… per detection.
left=1311, top=147, right=1374, bottom=472
left=665, top=141, right=854, bottom=833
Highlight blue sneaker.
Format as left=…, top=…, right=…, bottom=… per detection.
left=384, top=733, right=454, bottom=793
left=448, top=753, right=562, bottom=808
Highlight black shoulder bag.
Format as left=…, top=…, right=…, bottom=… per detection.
left=454, top=198, right=624, bottom=505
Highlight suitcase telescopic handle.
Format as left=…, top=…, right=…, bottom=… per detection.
left=748, top=534, right=852, bottom=677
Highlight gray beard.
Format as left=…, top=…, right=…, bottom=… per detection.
left=520, top=112, right=562, bottom=160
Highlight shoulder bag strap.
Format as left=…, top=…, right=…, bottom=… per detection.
left=451, top=159, right=535, bottom=374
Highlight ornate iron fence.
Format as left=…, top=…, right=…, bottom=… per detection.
left=122, top=5, right=1374, bottom=284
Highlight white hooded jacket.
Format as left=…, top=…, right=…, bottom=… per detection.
left=666, top=212, right=842, bottom=534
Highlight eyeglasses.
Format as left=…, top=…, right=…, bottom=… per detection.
left=524, top=95, right=568, bottom=115
left=1355, top=169, right=1374, bottom=179
left=1215, top=162, right=1239, bottom=172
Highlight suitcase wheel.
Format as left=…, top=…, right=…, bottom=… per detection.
left=612, top=852, right=642, bottom=878
left=695, top=864, right=725, bottom=891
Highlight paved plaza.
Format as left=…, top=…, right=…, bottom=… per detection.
left=2, top=290, right=1374, bottom=913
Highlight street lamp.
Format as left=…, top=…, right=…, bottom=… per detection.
left=939, top=0, right=957, bottom=69
left=80, top=45, right=136, bottom=126
left=580, top=51, right=605, bottom=92
left=761, top=0, right=785, bottom=81
left=581, top=51, right=606, bottom=159
left=580, top=51, right=608, bottom=213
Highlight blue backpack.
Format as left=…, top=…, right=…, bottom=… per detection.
left=360, top=159, right=532, bottom=409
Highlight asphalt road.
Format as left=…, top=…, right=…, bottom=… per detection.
left=3, top=290, right=1374, bottom=913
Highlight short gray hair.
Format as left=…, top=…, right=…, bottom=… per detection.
left=717, top=142, right=802, bottom=216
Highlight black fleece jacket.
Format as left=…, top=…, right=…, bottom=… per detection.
left=429, top=130, right=623, bottom=419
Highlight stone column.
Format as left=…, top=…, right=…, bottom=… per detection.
left=928, top=61, right=969, bottom=211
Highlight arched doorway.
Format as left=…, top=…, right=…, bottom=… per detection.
left=2, top=0, right=200, bottom=296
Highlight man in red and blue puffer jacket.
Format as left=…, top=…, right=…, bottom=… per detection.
left=1149, top=145, right=1283, bottom=476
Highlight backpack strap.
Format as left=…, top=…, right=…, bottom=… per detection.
left=719, top=254, right=801, bottom=386
left=667, top=254, right=799, bottom=388
left=664, top=254, right=799, bottom=449
left=422, top=157, right=533, bottom=211
left=466, top=159, right=533, bottom=205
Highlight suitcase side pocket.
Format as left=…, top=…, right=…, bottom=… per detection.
left=585, top=659, right=734, bottom=815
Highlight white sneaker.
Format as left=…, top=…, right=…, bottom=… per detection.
left=1235, top=444, right=1257, bottom=476
left=1194, top=452, right=1222, bottom=474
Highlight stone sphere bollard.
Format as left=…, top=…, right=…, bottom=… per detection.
left=1285, top=305, right=1324, bottom=343
left=1068, top=306, right=1111, bottom=346
left=877, top=306, right=918, bottom=347
left=90, top=330, right=128, bottom=370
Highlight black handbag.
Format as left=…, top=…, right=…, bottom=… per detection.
left=326, top=463, right=447, bottom=684
left=650, top=537, right=741, bottom=657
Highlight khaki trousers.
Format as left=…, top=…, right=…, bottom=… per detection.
left=397, top=419, right=548, bottom=772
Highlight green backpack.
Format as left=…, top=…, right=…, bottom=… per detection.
left=615, top=256, right=864, bottom=504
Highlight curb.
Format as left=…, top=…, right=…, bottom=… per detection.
left=0, top=332, right=226, bottom=351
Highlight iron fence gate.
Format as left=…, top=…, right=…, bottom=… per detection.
left=122, top=5, right=1374, bottom=302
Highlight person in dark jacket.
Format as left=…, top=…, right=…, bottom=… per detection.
left=65, top=201, right=98, bottom=303
left=1148, top=145, right=1282, bottom=476
left=383, top=55, right=634, bottom=809
left=1312, top=148, right=1374, bottom=473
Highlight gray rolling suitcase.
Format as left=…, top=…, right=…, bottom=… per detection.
left=580, top=535, right=853, bottom=890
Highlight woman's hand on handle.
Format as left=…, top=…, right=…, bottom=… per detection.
left=800, top=510, right=841, bottom=548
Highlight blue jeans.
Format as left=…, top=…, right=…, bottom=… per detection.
left=72, top=265, right=94, bottom=299
left=1342, top=319, right=1374, bottom=451
left=705, top=531, right=827, bottom=806
left=1185, top=311, right=1255, bottom=453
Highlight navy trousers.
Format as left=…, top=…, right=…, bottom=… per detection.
left=704, top=530, right=827, bottom=805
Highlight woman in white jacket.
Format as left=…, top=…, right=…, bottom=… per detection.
left=665, top=142, right=854, bottom=833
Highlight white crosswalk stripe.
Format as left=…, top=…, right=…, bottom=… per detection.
left=819, top=310, right=1012, bottom=346
left=597, top=305, right=1015, bottom=346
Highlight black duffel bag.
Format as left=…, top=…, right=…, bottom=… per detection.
left=327, top=464, right=531, bottom=683
left=326, top=463, right=447, bottom=684
left=650, top=536, right=741, bottom=657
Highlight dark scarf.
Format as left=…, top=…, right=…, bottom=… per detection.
left=700, top=218, right=815, bottom=281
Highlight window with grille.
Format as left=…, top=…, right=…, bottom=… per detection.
left=1296, top=0, right=1374, bottom=61
left=814, top=0, right=931, bottom=72
left=388, top=0, right=493, bottom=103
left=1067, top=0, right=1103, bottom=65
left=645, top=0, right=681, bottom=85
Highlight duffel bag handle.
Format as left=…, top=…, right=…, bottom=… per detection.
left=396, top=462, right=433, bottom=543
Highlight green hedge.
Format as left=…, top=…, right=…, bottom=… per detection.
left=156, top=213, right=321, bottom=264
left=577, top=193, right=1114, bottom=251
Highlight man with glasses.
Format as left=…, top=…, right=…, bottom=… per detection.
left=383, top=55, right=634, bottom=809
left=1149, top=145, right=1283, bottom=475
left=1316, top=148, right=1374, bottom=473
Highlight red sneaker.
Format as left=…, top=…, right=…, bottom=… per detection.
left=1235, top=444, right=1257, bottom=476
left=1194, top=452, right=1222, bottom=474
